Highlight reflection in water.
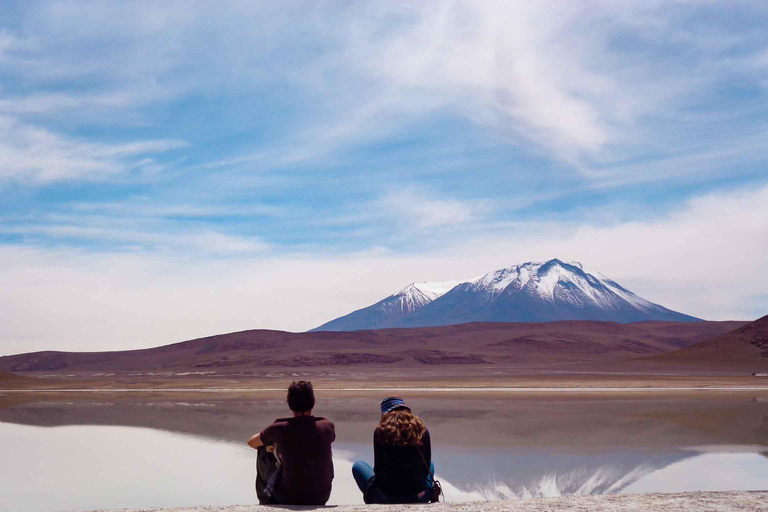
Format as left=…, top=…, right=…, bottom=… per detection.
left=430, top=452, right=688, bottom=499
left=0, top=394, right=767, bottom=511
left=1, top=423, right=259, bottom=512
left=626, top=452, right=768, bottom=494
left=429, top=451, right=768, bottom=500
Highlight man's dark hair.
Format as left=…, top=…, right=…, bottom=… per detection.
left=287, top=380, right=315, bottom=413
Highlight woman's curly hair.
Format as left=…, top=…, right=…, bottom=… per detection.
left=375, top=409, right=427, bottom=446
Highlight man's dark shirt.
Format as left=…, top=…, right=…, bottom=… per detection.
left=373, top=428, right=431, bottom=497
left=259, top=415, right=335, bottom=505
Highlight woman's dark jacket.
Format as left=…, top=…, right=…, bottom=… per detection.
left=370, top=428, right=431, bottom=501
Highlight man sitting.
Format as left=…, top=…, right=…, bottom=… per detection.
left=247, top=381, right=336, bottom=505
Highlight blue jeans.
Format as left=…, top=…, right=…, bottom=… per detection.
left=352, top=461, right=435, bottom=500
left=352, top=461, right=375, bottom=493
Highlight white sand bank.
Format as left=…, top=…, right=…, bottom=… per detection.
left=92, top=491, right=767, bottom=512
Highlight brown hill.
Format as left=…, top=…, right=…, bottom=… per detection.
left=0, top=320, right=745, bottom=375
left=644, top=314, right=768, bottom=370
left=0, top=370, right=27, bottom=381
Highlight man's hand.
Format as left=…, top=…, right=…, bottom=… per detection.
left=247, top=432, right=264, bottom=449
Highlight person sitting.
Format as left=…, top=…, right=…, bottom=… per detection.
left=247, top=380, right=335, bottom=505
left=352, top=396, right=437, bottom=503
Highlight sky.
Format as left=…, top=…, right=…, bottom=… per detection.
left=1, top=1, right=767, bottom=355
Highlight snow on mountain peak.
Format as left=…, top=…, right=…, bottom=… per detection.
left=387, top=280, right=464, bottom=314
left=407, top=280, right=463, bottom=298
left=471, top=266, right=524, bottom=291
left=466, top=259, right=649, bottom=308
left=311, top=258, right=700, bottom=331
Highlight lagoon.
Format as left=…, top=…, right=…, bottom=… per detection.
left=1, top=392, right=767, bottom=511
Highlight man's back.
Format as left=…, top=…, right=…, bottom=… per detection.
left=260, top=415, right=336, bottom=505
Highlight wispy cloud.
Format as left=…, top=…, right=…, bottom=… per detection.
left=0, top=222, right=269, bottom=255
left=68, top=201, right=283, bottom=219
left=0, top=115, right=188, bottom=183
left=187, top=1, right=768, bottom=185
left=2, top=2, right=767, bottom=183
left=377, top=188, right=492, bottom=230
left=333, top=1, right=768, bottom=168
left=0, top=29, right=21, bottom=59
left=0, top=85, right=177, bottom=115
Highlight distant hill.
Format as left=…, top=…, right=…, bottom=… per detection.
left=645, top=314, right=768, bottom=370
left=0, top=320, right=743, bottom=374
left=313, top=259, right=700, bottom=331
left=0, top=371, right=26, bottom=381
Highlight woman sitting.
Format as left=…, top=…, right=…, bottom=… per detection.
left=352, top=396, right=435, bottom=503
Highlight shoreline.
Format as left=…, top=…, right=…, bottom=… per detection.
left=4, top=385, right=768, bottom=393
left=85, top=491, right=768, bottom=512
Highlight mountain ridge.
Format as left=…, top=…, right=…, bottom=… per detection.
left=313, top=259, right=700, bottom=332
left=643, top=314, right=768, bottom=369
left=0, top=320, right=742, bottom=373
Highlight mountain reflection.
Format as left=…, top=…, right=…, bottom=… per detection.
left=431, top=452, right=689, bottom=499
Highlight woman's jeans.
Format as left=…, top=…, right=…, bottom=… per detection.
left=352, top=460, right=435, bottom=502
left=352, top=461, right=376, bottom=493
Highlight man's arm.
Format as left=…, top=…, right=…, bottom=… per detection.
left=247, top=432, right=264, bottom=450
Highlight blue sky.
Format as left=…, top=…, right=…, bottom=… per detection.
left=1, top=1, right=768, bottom=353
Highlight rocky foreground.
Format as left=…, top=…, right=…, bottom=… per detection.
left=96, top=491, right=768, bottom=512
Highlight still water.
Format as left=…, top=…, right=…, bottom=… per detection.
left=1, top=392, right=767, bottom=511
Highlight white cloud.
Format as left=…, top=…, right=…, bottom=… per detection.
left=1, top=183, right=766, bottom=355
left=69, top=201, right=283, bottom=219
left=0, top=115, right=188, bottom=183
left=356, top=2, right=613, bottom=155
left=0, top=29, right=21, bottom=60
left=326, top=1, right=761, bottom=167
left=377, top=188, right=490, bottom=230
left=0, top=1, right=765, bottom=185
left=0, top=223, right=269, bottom=255
left=0, top=84, right=178, bottom=115
left=181, top=232, right=270, bottom=254
left=184, top=1, right=768, bottom=178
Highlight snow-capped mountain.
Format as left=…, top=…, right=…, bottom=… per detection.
left=312, top=259, right=700, bottom=331
left=395, top=281, right=463, bottom=311
left=311, top=280, right=462, bottom=332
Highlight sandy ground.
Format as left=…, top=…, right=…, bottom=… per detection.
left=88, top=491, right=768, bottom=512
